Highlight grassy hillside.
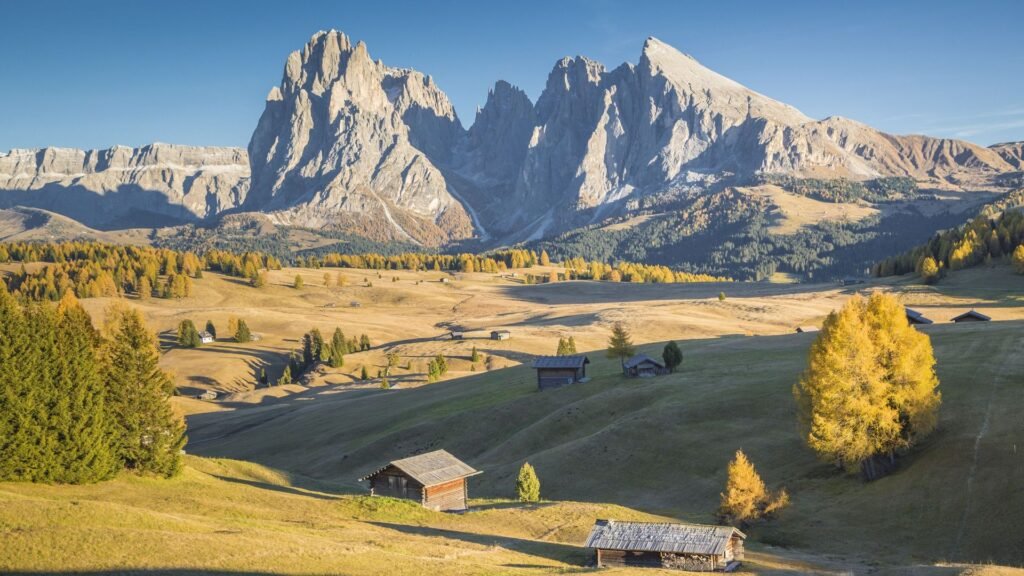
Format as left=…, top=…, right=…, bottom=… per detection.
left=188, top=321, right=1024, bottom=567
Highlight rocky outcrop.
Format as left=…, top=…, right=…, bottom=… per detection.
left=0, top=144, right=248, bottom=229
left=992, top=141, right=1024, bottom=169
left=244, top=30, right=472, bottom=245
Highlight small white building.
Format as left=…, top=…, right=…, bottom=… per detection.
left=199, top=331, right=215, bottom=344
left=490, top=330, right=511, bottom=341
left=196, top=390, right=217, bottom=401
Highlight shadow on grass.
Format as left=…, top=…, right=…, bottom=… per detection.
left=467, top=501, right=559, bottom=512
left=209, top=474, right=347, bottom=501
left=368, top=521, right=590, bottom=566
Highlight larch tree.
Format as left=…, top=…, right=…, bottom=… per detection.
left=794, top=293, right=940, bottom=479
left=101, top=305, right=186, bottom=477
left=515, top=462, right=541, bottom=503
left=919, top=256, right=940, bottom=284
left=718, top=450, right=788, bottom=526
left=1013, top=245, right=1024, bottom=274
left=606, top=322, right=636, bottom=366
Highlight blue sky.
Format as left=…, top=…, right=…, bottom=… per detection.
left=2, top=0, right=1022, bottom=150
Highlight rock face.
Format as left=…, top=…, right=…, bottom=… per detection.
left=244, top=30, right=472, bottom=245
left=0, top=32, right=1018, bottom=248
left=0, top=144, right=248, bottom=229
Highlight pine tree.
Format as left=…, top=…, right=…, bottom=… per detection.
left=436, top=353, right=448, bottom=375
left=293, top=275, right=304, bottom=289
left=205, top=320, right=216, bottom=340
left=471, top=346, right=480, bottom=363
left=101, top=306, right=186, bottom=477
left=137, top=276, right=152, bottom=300
left=794, top=293, right=940, bottom=479
left=606, top=322, right=636, bottom=366
left=277, top=366, right=292, bottom=386
left=556, top=337, right=569, bottom=356
left=662, top=340, right=683, bottom=373
left=311, top=328, right=328, bottom=362
left=718, top=450, right=788, bottom=526
left=234, top=319, right=252, bottom=343
left=329, top=328, right=345, bottom=368
left=515, top=462, right=541, bottom=503
left=360, top=365, right=369, bottom=380
left=359, top=334, right=371, bottom=350
left=566, top=336, right=577, bottom=354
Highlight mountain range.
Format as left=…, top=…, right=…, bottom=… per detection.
left=1, top=31, right=1021, bottom=279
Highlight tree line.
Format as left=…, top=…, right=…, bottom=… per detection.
left=0, top=287, right=184, bottom=483
left=277, top=327, right=371, bottom=386
left=873, top=207, right=1024, bottom=281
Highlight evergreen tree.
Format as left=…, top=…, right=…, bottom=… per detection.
left=176, top=320, right=201, bottom=348
left=718, top=291, right=727, bottom=301
left=53, top=293, right=118, bottom=483
left=435, top=353, right=448, bottom=375
left=101, top=306, right=185, bottom=477
left=259, top=367, right=268, bottom=387
left=311, top=328, right=327, bottom=362
left=359, top=334, right=371, bottom=351
left=566, top=336, right=577, bottom=354
left=794, top=293, right=941, bottom=479
left=515, top=462, right=541, bottom=503
left=718, top=450, right=789, bottom=526
left=606, top=322, right=636, bottom=366
left=662, top=341, right=683, bottom=373
left=293, top=275, right=304, bottom=289
left=277, top=366, right=292, bottom=386
left=302, top=332, right=314, bottom=368
left=234, top=319, right=252, bottom=343
left=329, top=328, right=345, bottom=368
left=360, top=365, right=368, bottom=380
left=471, top=346, right=480, bottom=363
left=205, top=320, right=217, bottom=340
left=556, top=337, right=569, bottom=356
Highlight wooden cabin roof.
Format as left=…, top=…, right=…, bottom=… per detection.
left=531, top=355, right=590, bottom=369
left=623, top=354, right=665, bottom=369
left=905, top=308, right=934, bottom=325
left=585, top=520, right=744, bottom=556
left=951, top=310, right=991, bottom=322
left=358, top=449, right=480, bottom=487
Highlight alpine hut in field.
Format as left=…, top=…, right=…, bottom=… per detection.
left=622, top=354, right=667, bottom=378
left=358, top=450, right=481, bottom=511
left=531, top=355, right=589, bottom=390
left=585, top=520, right=745, bottom=571
left=905, top=307, right=934, bottom=326
left=951, top=310, right=991, bottom=323
left=795, top=326, right=819, bottom=334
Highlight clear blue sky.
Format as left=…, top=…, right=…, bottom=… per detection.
left=3, top=0, right=1022, bottom=151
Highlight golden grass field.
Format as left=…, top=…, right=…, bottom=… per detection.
left=2, top=262, right=1023, bottom=574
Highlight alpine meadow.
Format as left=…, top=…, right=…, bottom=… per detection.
left=1, top=2, right=1023, bottom=575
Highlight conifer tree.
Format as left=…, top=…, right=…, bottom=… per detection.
left=205, top=320, right=216, bottom=340
left=1013, top=245, right=1024, bottom=274
left=177, top=320, right=201, bottom=348
left=53, top=293, right=118, bottom=483
left=234, top=319, right=252, bottom=343
left=556, top=337, right=569, bottom=356
left=606, top=322, right=636, bottom=366
left=662, top=340, right=683, bottom=373
left=101, top=306, right=185, bottom=477
left=515, top=462, right=541, bottom=503
left=566, top=336, right=577, bottom=354
left=794, top=293, right=940, bottom=479
left=471, top=346, right=480, bottom=363
left=329, top=328, right=345, bottom=368
left=277, top=366, right=292, bottom=386
left=360, top=365, right=368, bottom=380
left=359, top=334, right=371, bottom=350
left=137, top=276, right=152, bottom=300
left=293, top=275, right=304, bottom=289
left=718, top=450, right=788, bottom=526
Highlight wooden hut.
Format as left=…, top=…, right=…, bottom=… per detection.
left=531, top=355, right=589, bottom=390
left=795, top=326, right=819, bottom=334
left=199, top=331, right=215, bottom=344
left=905, top=308, right=934, bottom=326
left=951, top=310, right=991, bottom=323
left=585, top=520, right=745, bottom=572
left=196, top=390, right=217, bottom=401
left=450, top=330, right=465, bottom=340
left=358, top=450, right=481, bottom=511
left=623, top=354, right=667, bottom=378
left=490, top=330, right=511, bottom=341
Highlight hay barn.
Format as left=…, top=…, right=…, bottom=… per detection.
left=358, top=450, right=481, bottom=511
left=531, top=355, right=589, bottom=390
left=585, top=520, right=745, bottom=571
left=951, top=310, right=991, bottom=323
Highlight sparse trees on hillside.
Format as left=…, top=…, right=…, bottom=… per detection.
left=718, top=450, right=788, bottom=527
left=794, top=293, right=941, bottom=480
left=662, top=341, right=683, bottom=373
left=606, top=322, right=636, bottom=366
left=515, top=462, right=541, bottom=503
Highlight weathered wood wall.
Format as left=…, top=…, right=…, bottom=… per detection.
left=422, top=478, right=467, bottom=511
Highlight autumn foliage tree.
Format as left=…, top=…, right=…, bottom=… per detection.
left=793, top=293, right=941, bottom=480
left=718, top=450, right=789, bottom=526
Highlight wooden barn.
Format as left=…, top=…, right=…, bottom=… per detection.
left=450, top=330, right=465, bottom=340
left=623, top=354, right=667, bottom=377
left=490, top=330, right=511, bottom=340
left=199, top=331, right=215, bottom=344
left=358, top=450, right=481, bottom=511
left=952, top=310, right=991, bottom=323
left=795, top=326, right=819, bottom=334
left=531, top=355, right=589, bottom=390
left=905, top=307, right=934, bottom=326
left=585, top=520, right=745, bottom=572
